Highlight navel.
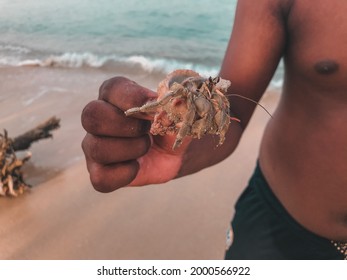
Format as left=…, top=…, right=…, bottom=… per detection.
left=314, top=60, right=339, bottom=75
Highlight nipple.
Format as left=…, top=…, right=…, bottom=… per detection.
left=314, top=60, right=339, bottom=75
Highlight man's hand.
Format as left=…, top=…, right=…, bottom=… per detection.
left=81, top=77, right=191, bottom=192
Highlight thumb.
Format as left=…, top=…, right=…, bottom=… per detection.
left=98, top=76, right=158, bottom=119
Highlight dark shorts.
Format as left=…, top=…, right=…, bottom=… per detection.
left=224, top=163, right=344, bottom=260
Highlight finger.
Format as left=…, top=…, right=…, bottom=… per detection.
left=86, top=160, right=139, bottom=192
left=81, top=100, right=151, bottom=137
left=98, top=76, right=158, bottom=114
left=82, top=133, right=151, bottom=164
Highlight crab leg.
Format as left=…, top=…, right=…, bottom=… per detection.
left=125, top=84, right=186, bottom=116
left=6, top=175, right=17, bottom=197
left=173, top=94, right=196, bottom=150
left=0, top=181, right=5, bottom=196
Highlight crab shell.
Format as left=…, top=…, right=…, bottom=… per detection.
left=150, top=70, right=201, bottom=136
left=150, top=69, right=232, bottom=150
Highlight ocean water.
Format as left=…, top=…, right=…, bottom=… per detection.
left=0, top=0, right=284, bottom=86
left=0, top=0, right=239, bottom=76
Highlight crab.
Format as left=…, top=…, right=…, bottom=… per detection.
left=125, top=69, right=238, bottom=150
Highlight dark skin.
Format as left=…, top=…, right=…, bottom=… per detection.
left=81, top=0, right=347, bottom=241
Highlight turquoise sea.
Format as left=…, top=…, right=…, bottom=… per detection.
left=0, top=0, right=240, bottom=76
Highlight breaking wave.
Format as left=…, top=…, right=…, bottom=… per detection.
left=0, top=48, right=219, bottom=77
left=0, top=44, right=283, bottom=86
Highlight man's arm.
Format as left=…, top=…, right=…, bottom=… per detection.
left=81, top=0, right=290, bottom=191
left=177, top=0, right=289, bottom=177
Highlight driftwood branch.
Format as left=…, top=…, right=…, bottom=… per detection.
left=12, top=116, right=60, bottom=151
left=0, top=116, right=60, bottom=197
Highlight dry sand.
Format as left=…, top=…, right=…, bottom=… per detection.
left=0, top=66, right=280, bottom=259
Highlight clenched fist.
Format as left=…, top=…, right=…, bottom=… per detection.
left=81, top=77, right=191, bottom=192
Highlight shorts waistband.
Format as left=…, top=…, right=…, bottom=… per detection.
left=250, top=162, right=342, bottom=253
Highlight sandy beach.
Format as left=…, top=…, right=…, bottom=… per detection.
left=0, top=66, right=280, bottom=259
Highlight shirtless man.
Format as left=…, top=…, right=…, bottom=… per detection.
left=81, top=0, right=347, bottom=259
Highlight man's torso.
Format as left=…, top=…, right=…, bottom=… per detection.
left=259, top=0, right=347, bottom=241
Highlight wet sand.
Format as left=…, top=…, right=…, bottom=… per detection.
left=0, top=66, right=280, bottom=259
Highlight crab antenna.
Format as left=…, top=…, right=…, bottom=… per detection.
left=225, top=93, right=273, bottom=118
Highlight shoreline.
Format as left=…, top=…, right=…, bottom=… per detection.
left=0, top=66, right=280, bottom=259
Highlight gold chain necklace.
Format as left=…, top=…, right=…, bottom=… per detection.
left=331, top=241, right=347, bottom=260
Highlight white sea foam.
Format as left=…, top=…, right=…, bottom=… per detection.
left=0, top=44, right=31, bottom=54
left=22, top=86, right=68, bottom=106
left=0, top=50, right=219, bottom=77
left=0, top=41, right=284, bottom=88
left=123, top=55, right=218, bottom=77
left=18, top=59, right=43, bottom=67
left=270, top=79, right=284, bottom=89
left=41, top=52, right=107, bottom=68
left=0, top=56, right=21, bottom=66
left=0, top=47, right=283, bottom=87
